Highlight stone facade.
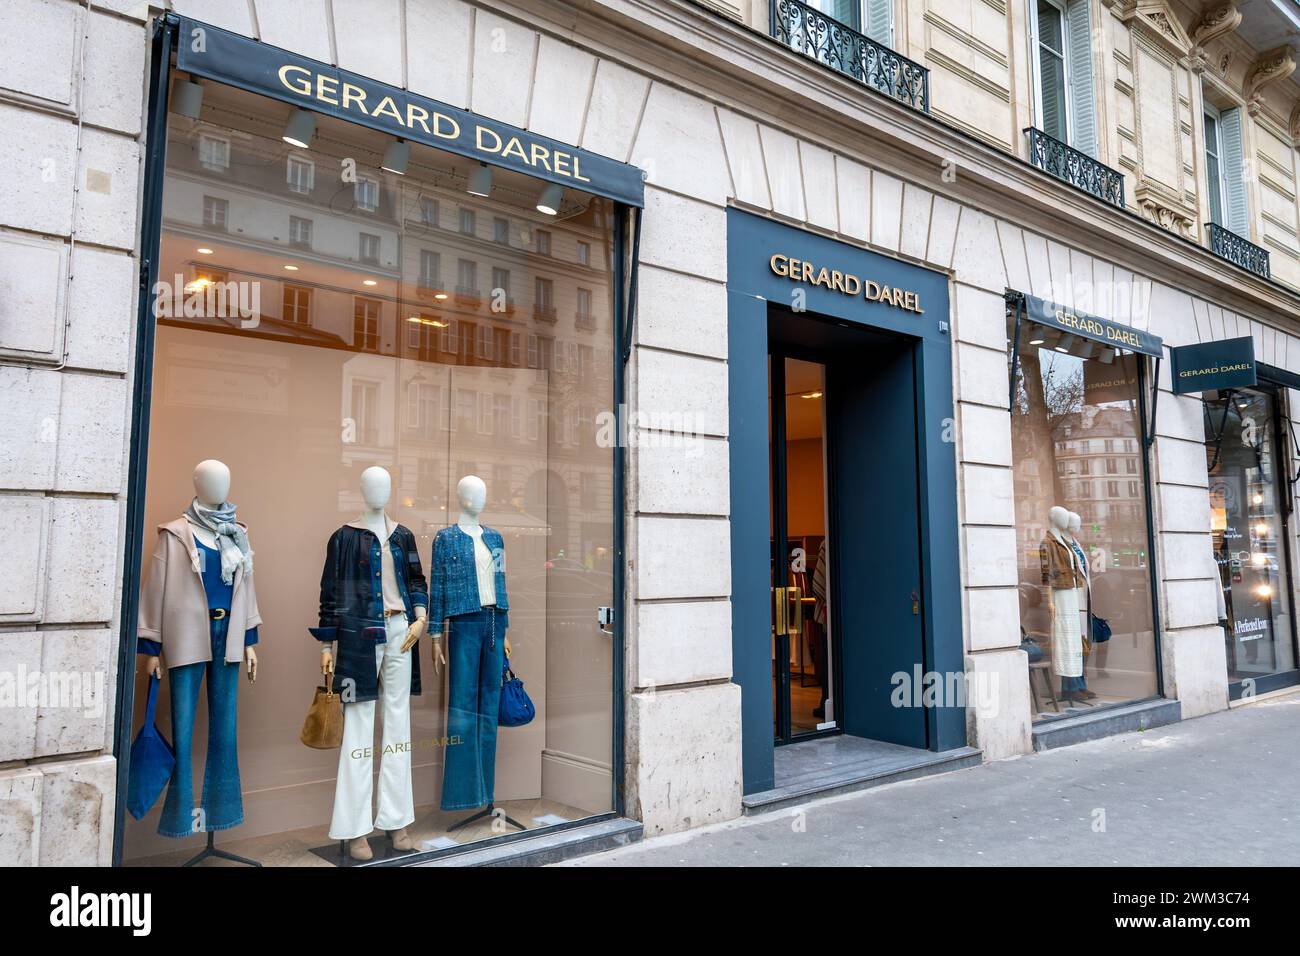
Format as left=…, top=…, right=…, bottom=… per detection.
left=1, top=0, right=1298, bottom=863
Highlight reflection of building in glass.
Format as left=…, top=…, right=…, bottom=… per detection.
left=1053, top=408, right=1144, bottom=542
left=159, top=105, right=615, bottom=574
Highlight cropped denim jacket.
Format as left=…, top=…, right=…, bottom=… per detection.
left=310, top=521, right=428, bottom=702
left=427, top=525, right=509, bottom=632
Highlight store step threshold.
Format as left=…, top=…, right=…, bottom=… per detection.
left=743, top=736, right=983, bottom=815
left=411, top=817, right=642, bottom=867
left=1032, top=697, right=1182, bottom=752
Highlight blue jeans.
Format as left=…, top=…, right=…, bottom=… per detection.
left=441, top=607, right=505, bottom=812
left=158, top=618, right=243, bottom=837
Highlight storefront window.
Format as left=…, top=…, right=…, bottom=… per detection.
left=1010, top=318, right=1159, bottom=721
left=1204, top=387, right=1298, bottom=690
left=125, top=75, right=617, bottom=865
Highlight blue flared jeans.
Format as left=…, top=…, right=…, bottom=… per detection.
left=158, top=618, right=243, bottom=837
left=440, top=607, right=506, bottom=812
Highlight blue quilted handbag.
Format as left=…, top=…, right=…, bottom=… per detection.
left=498, top=657, right=535, bottom=727
left=127, top=674, right=175, bottom=820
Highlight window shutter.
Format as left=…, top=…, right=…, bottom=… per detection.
left=1219, top=107, right=1250, bottom=237
left=864, top=0, right=892, bottom=45
left=1066, top=0, right=1097, bottom=157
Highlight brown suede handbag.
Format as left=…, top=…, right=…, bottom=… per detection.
left=300, top=670, right=343, bottom=749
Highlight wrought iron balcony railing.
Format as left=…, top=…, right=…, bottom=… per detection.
left=1024, top=127, right=1125, bottom=209
left=771, top=0, right=929, bottom=113
left=1206, top=222, right=1270, bottom=280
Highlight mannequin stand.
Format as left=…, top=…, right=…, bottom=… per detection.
left=447, top=803, right=526, bottom=833
left=181, top=831, right=261, bottom=867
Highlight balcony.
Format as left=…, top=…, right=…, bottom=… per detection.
left=1024, top=127, right=1125, bottom=210
left=534, top=304, right=558, bottom=324
left=575, top=311, right=598, bottom=331
left=454, top=285, right=482, bottom=306
left=770, top=0, right=929, bottom=114
left=1206, top=222, right=1270, bottom=280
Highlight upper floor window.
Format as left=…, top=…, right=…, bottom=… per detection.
left=494, top=217, right=510, bottom=244
left=1029, top=0, right=1097, bottom=156
left=1203, top=102, right=1249, bottom=236
left=198, top=134, right=229, bottom=171
left=282, top=284, right=311, bottom=325
left=355, top=177, right=379, bottom=212
left=287, top=155, right=314, bottom=194
left=353, top=297, right=381, bottom=352
left=809, top=0, right=892, bottom=44
left=535, top=229, right=552, bottom=256
left=289, top=215, right=312, bottom=248
left=420, top=196, right=439, bottom=227
left=577, top=241, right=590, bottom=266
left=359, top=232, right=381, bottom=264
left=202, top=195, right=228, bottom=230
left=459, top=208, right=476, bottom=235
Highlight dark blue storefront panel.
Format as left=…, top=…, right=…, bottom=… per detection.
left=727, top=209, right=964, bottom=792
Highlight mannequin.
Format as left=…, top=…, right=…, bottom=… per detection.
left=1040, top=505, right=1087, bottom=704
left=1066, top=512, right=1097, bottom=700
left=427, top=475, right=518, bottom=831
left=313, top=466, right=428, bottom=862
left=136, top=459, right=262, bottom=863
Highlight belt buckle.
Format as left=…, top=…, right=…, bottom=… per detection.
left=211, top=608, right=227, bottom=620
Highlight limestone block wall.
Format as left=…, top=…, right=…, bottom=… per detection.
left=0, top=0, right=149, bottom=866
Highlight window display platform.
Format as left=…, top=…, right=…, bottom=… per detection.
left=414, top=817, right=642, bottom=866
left=1031, top=698, right=1181, bottom=752
left=742, top=736, right=981, bottom=815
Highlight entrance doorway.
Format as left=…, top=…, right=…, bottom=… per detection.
left=767, top=309, right=929, bottom=750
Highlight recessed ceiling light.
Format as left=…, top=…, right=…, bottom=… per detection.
left=434, top=292, right=448, bottom=300
left=801, top=391, right=822, bottom=399
left=363, top=279, right=378, bottom=286
left=283, top=264, right=299, bottom=271
left=197, top=247, right=214, bottom=255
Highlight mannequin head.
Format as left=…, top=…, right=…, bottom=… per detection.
left=457, top=475, right=487, bottom=517
left=1048, top=505, right=1070, bottom=533
left=193, top=460, right=231, bottom=508
left=360, top=466, right=392, bottom=512
left=1068, top=512, right=1082, bottom=535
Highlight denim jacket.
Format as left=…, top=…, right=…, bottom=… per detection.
left=310, top=521, right=428, bottom=702
left=428, top=525, right=509, bottom=632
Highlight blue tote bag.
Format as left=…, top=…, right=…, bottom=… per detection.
left=498, top=657, right=535, bottom=727
left=127, top=673, right=175, bottom=821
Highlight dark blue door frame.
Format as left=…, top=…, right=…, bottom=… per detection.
left=726, top=209, right=964, bottom=795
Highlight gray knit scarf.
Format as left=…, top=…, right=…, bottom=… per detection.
left=184, top=499, right=253, bottom=585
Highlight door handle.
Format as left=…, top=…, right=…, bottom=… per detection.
left=772, top=586, right=787, bottom=635
left=788, top=586, right=803, bottom=635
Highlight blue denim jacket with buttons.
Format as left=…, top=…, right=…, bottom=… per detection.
left=428, top=525, right=509, bottom=631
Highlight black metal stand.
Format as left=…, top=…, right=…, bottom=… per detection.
left=180, top=831, right=261, bottom=867
left=447, top=803, right=526, bottom=833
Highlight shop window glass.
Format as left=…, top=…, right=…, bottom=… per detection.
left=127, top=75, right=617, bottom=865
left=1204, top=388, right=1298, bottom=686
left=1010, top=322, right=1159, bottom=721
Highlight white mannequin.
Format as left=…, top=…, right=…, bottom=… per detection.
left=429, top=475, right=511, bottom=660
left=1045, top=505, right=1071, bottom=619
left=145, top=459, right=258, bottom=682
left=321, top=466, right=427, bottom=676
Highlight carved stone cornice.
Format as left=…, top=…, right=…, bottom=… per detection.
left=1135, top=179, right=1197, bottom=239
left=1245, top=46, right=1297, bottom=115
left=1290, top=101, right=1300, bottom=147
left=1187, top=2, right=1241, bottom=73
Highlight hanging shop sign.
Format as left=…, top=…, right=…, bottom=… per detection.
left=1169, top=336, right=1257, bottom=395
left=1017, top=292, right=1163, bottom=358
left=768, top=253, right=925, bottom=314
left=171, top=15, right=645, bottom=208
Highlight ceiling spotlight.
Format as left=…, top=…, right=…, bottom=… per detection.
left=1078, top=340, right=1095, bottom=359
left=283, top=264, right=299, bottom=271
left=1055, top=333, right=1076, bottom=354
left=196, top=247, right=214, bottom=255
left=382, top=138, right=410, bottom=175
left=468, top=163, right=492, bottom=197
left=434, top=292, right=448, bottom=300
left=172, top=76, right=204, bottom=119
left=363, top=279, right=378, bottom=286
left=282, top=109, right=316, bottom=149
left=1098, top=347, right=1116, bottom=365
left=536, top=183, right=564, bottom=216
left=1028, top=337, right=1045, bottom=346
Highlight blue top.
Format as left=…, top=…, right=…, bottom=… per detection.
left=427, top=525, right=509, bottom=629
left=138, top=538, right=258, bottom=656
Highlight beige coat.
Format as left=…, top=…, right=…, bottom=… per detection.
left=138, top=517, right=262, bottom=667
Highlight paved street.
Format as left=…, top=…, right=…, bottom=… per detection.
left=564, top=694, right=1300, bottom=866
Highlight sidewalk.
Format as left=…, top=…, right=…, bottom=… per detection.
left=564, top=693, right=1300, bottom=866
